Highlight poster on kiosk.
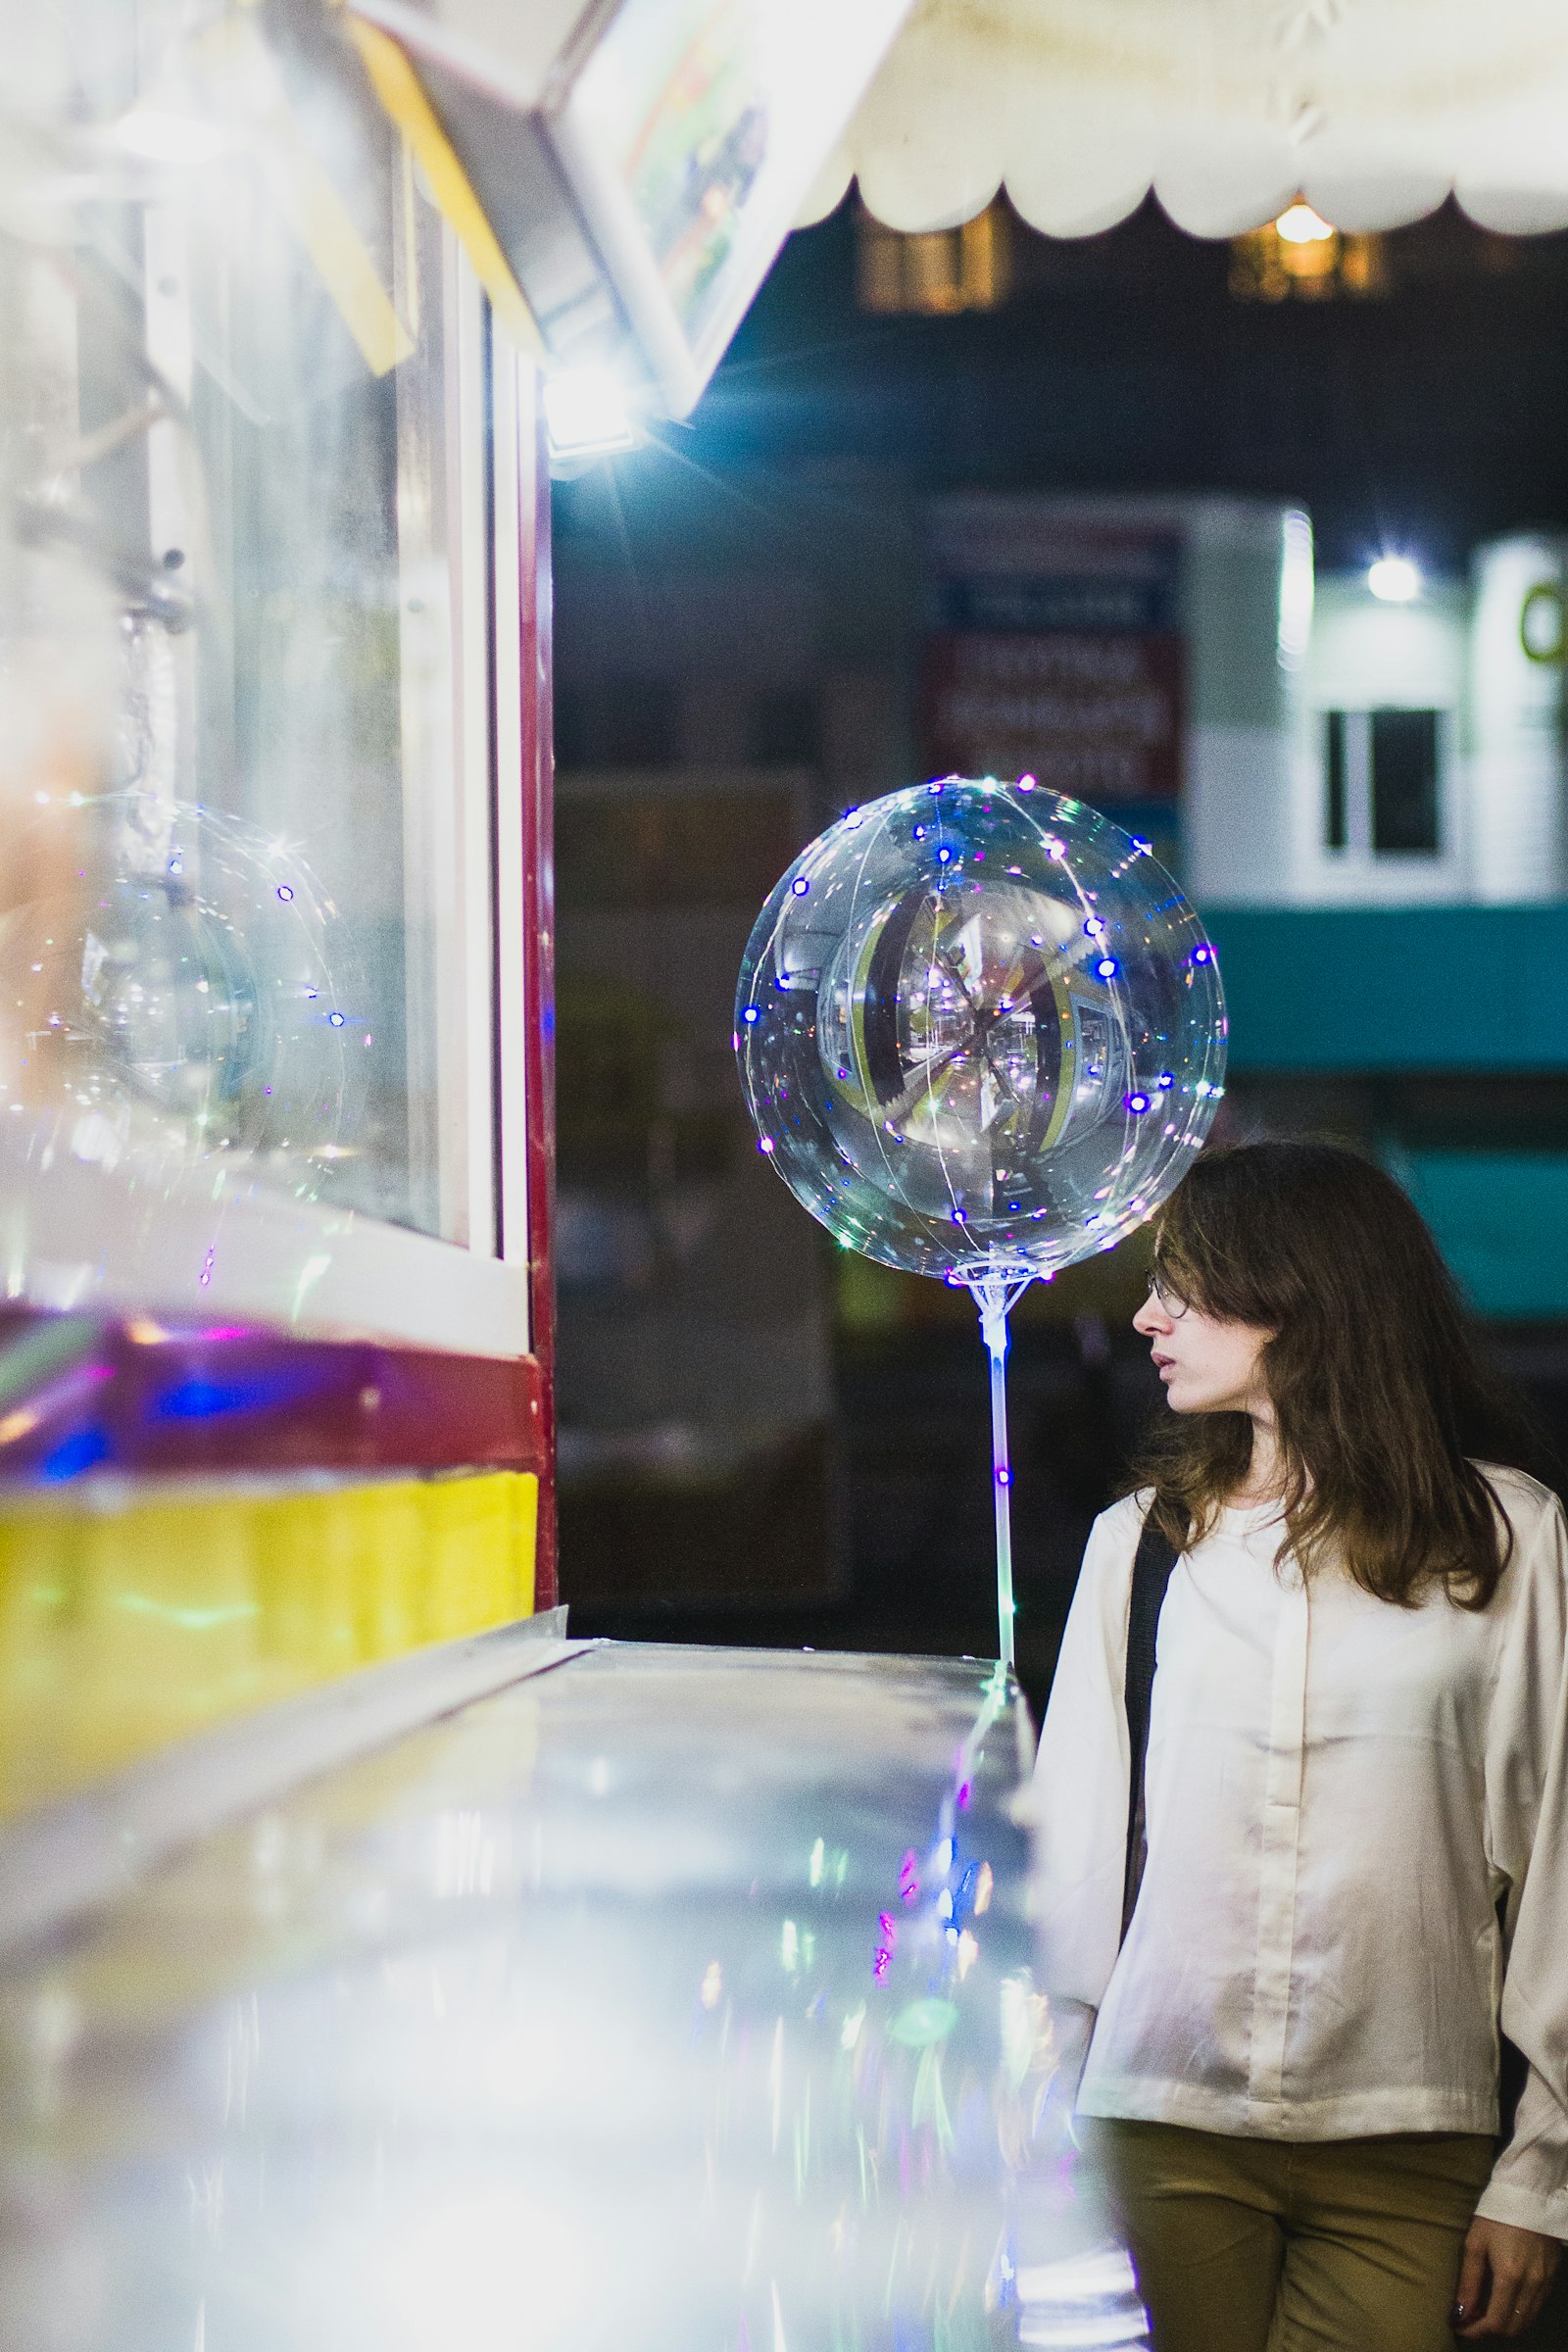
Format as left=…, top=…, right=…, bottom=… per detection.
left=346, top=0, right=914, bottom=425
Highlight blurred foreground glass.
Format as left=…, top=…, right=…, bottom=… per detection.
left=0, top=1644, right=1152, bottom=2350
left=0, top=0, right=494, bottom=1242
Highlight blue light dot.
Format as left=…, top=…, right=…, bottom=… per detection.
left=1083, top=917, right=1106, bottom=939
left=743, top=1006, right=761, bottom=1025
left=996, top=1466, right=1011, bottom=1488
left=792, top=876, right=809, bottom=896
left=937, top=846, right=952, bottom=864
left=1097, top=957, right=1119, bottom=979
left=1157, top=1071, right=1174, bottom=1089
left=276, top=884, right=294, bottom=903
left=1126, top=1092, right=1151, bottom=1113
left=1193, top=945, right=1213, bottom=964
left=952, top=1208, right=966, bottom=1224
left=328, top=1010, right=346, bottom=1027
left=1131, top=837, right=1152, bottom=854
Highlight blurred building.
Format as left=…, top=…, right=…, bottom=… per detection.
left=554, top=466, right=1568, bottom=1659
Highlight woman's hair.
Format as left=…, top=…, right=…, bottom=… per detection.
left=1130, top=1140, right=1531, bottom=1608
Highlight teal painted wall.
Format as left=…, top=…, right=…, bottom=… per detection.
left=1401, top=1152, right=1568, bottom=1318
left=1200, top=904, right=1568, bottom=1316
left=1203, top=905, right=1568, bottom=1073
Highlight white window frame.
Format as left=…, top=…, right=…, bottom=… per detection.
left=1, top=233, right=538, bottom=1362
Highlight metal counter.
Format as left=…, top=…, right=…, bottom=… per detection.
left=0, top=1642, right=1140, bottom=2350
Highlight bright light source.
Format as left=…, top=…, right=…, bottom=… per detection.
left=1367, top=556, right=1422, bottom=603
left=542, top=367, right=640, bottom=463
left=1275, top=202, right=1336, bottom=245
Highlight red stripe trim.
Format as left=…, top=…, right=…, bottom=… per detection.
left=0, top=1307, right=547, bottom=1483
left=518, top=369, right=558, bottom=1607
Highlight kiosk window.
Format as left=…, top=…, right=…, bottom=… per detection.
left=2, top=18, right=514, bottom=1257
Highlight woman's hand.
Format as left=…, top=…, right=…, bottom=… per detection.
left=1453, top=2218, right=1560, bottom=2338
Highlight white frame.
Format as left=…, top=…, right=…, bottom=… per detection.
left=3, top=225, right=537, bottom=1359
left=444, top=245, right=500, bottom=1253
left=549, top=0, right=913, bottom=416
left=491, top=340, right=534, bottom=1272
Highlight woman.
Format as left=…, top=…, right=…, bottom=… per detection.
left=1029, top=1142, right=1568, bottom=2350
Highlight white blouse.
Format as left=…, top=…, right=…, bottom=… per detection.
left=1025, top=1466, right=1568, bottom=2240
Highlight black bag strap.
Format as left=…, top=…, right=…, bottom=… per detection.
left=1121, top=1513, right=1179, bottom=1945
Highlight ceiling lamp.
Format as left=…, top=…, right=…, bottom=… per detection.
left=1367, top=556, right=1423, bottom=603
left=1275, top=202, right=1335, bottom=245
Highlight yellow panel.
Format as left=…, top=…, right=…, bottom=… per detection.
left=344, top=16, right=547, bottom=359
left=0, top=1472, right=536, bottom=1820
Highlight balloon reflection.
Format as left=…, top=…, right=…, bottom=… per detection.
left=0, top=1644, right=1149, bottom=2348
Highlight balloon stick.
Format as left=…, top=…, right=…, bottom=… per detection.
left=971, top=1272, right=1035, bottom=1678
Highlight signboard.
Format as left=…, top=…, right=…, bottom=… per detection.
left=363, top=0, right=912, bottom=417
left=920, top=505, right=1185, bottom=809
left=558, top=0, right=911, bottom=413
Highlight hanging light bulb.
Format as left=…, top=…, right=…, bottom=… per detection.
left=1367, top=556, right=1422, bottom=603
left=542, top=366, right=641, bottom=466
left=1275, top=202, right=1336, bottom=245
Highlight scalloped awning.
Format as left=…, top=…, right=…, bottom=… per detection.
left=798, top=0, right=1568, bottom=240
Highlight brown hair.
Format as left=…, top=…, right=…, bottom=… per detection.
left=1132, top=1141, right=1527, bottom=1609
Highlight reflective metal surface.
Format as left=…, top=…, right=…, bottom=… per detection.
left=0, top=1642, right=1097, bottom=2350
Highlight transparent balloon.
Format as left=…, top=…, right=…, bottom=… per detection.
left=0, top=790, right=364, bottom=1193
left=736, top=778, right=1227, bottom=1282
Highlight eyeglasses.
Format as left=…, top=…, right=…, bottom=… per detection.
left=1148, top=1273, right=1190, bottom=1317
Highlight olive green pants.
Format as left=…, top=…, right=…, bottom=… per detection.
left=1085, top=2117, right=1494, bottom=2352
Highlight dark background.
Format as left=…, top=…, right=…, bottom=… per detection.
left=553, top=195, right=1568, bottom=1719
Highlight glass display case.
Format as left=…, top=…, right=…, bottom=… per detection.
left=0, top=0, right=540, bottom=1347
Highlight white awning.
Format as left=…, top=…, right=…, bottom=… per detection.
left=799, top=0, right=1568, bottom=240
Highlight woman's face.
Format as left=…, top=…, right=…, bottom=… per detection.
left=1132, top=1280, right=1275, bottom=1418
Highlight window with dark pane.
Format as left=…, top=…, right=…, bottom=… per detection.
left=1324, top=710, right=1348, bottom=849
left=1370, top=709, right=1440, bottom=854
